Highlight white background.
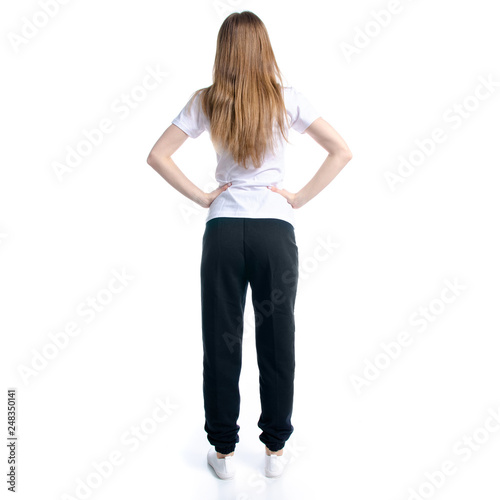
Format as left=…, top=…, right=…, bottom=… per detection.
left=1, top=0, right=500, bottom=499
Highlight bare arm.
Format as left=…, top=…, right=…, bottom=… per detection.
left=146, top=124, right=230, bottom=208
left=269, top=117, right=353, bottom=208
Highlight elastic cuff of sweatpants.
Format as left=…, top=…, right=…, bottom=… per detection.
left=215, top=444, right=236, bottom=454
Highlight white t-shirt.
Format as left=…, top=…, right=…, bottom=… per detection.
left=171, top=86, right=321, bottom=229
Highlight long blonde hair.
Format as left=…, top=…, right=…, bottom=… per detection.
left=189, top=11, right=291, bottom=169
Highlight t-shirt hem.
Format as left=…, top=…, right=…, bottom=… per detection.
left=172, top=119, right=194, bottom=138
left=300, top=114, right=322, bottom=134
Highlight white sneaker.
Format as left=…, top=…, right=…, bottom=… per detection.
left=264, top=448, right=288, bottom=478
left=207, top=448, right=236, bottom=480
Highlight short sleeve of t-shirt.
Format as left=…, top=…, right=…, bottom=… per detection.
left=172, top=93, right=206, bottom=138
left=288, top=87, right=321, bottom=134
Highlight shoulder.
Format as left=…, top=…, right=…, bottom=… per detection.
left=282, top=86, right=295, bottom=99
left=281, top=85, right=321, bottom=133
left=172, top=89, right=209, bottom=138
left=282, top=85, right=307, bottom=114
left=282, top=86, right=302, bottom=95
left=282, top=86, right=307, bottom=108
left=186, top=89, right=204, bottom=111
left=179, top=89, right=208, bottom=124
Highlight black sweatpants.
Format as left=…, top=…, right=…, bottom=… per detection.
left=200, top=217, right=299, bottom=454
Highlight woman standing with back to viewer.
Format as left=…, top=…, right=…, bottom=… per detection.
left=147, top=11, right=352, bottom=480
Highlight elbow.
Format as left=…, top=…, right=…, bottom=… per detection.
left=338, top=147, right=353, bottom=163
left=329, top=147, right=352, bottom=162
left=147, top=151, right=162, bottom=168
left=147, top=151, right=172, bottom=168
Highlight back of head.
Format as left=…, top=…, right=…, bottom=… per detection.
left=194, top=11, right=290, bottom=169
